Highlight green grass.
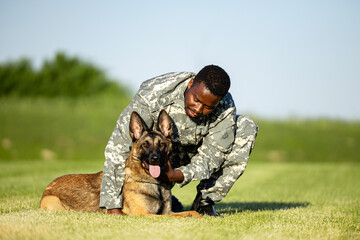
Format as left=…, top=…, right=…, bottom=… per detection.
left=0, top=97, right=129, bottom=161
left=253, top=118, right=360, bottom=163
left=0, top=161, right=359, bottom=239
left=1, top=98, right=359, bottom=163
left=0, top=98, right=359, bottom=239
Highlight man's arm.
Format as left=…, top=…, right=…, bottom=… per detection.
left=176, top=107, right=237, bottom=187
left=100, top=93, right=153, bottom=210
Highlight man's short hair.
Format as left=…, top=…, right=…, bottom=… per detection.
left=193, top=65, right=230, bottom=97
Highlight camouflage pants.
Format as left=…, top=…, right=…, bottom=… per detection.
left=173, top=115, right=258, bottom=203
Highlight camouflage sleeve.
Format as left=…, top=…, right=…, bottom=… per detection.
left=176, top=109, right=237, bottom=187
left=100, top=92, right=153, bottom=209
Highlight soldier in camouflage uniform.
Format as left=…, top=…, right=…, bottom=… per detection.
left=100, top=65, right=258, bottom=216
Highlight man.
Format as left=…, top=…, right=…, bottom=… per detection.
left=100, top=65, right=258, bottom=216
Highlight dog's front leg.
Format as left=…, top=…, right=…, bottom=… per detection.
left=169, top=211, right=203, bottom=218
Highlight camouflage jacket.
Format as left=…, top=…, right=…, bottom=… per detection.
left=100, top=72, right=237, bottom=209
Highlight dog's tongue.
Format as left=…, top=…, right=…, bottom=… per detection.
left=149, top=165, right=161, bottom=178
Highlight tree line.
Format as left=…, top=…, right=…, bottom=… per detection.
left=0, top=52, right=130, bottom=98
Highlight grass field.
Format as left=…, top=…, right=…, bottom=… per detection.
left=0, top=161, right=359, bottom=239
left=1, top=97, right=360, bottom=163
left=0, top=98, right=359, bottom=239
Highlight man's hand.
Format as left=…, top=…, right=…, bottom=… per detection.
left=158, top=159, right=184, bottom=183
left=107, top=208, right=126, bottom=215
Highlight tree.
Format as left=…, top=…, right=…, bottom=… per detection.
left=0, top=52, right=129, bottom=98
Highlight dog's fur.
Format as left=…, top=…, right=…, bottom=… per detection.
left=40, top=110, right=201, bottom=218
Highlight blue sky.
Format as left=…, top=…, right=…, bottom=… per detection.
left=1, top=0, right=359, bottom=120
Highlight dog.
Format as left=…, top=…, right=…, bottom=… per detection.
left=40, top=110, right=202, bottom=218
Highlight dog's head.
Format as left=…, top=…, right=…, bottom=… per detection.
left=129, top=110, right=173, bottom=178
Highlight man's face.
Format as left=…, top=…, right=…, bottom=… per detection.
left=184, top=79, right=222, bottom=118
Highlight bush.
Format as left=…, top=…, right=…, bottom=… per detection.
left=0, top=52, right=130, bottom=98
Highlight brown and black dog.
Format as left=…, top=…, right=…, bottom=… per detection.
left=40, top=110, right=201, bottom=218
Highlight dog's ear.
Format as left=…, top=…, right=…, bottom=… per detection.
left=157, top=110, right=173, bottom=138
left=129, top=111, right=145, bottom=141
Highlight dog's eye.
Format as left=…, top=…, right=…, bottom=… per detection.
left=142, top=141, right=149, bottom=148
left=159, top=142, right=166, bottom=150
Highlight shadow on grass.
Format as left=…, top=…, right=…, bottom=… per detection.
left=214, top=201, right=310, bottom=214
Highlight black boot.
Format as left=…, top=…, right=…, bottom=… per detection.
left=190, top=192, right=223, bottom=217
left=171, top=195, right=184, bottom=212
left=197, top=204, right=223, bottom=217
left=190, top=192, right=202, bottom=212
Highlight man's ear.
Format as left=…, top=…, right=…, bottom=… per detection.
left=129, top=111, right=145, bottom=141
left=187, top=78, right=194, bottom=89
left=157, top=110, right=173, bottom=138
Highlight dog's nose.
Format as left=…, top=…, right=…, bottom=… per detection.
left=149, top=153, right=159, bottom=160
left=149, top=153, right=160, bottom=164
